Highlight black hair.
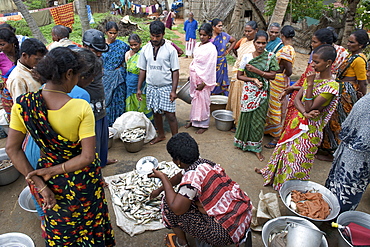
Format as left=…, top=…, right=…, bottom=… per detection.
left=281, top=25, right=295, bottom=38
left=106, top=21, right=119, bottom=32
left=72, top=47, right=101, bottom=79
left=34, top=47, right=86, bottom=84
left=313, top=28, right=334, bottom=45
left=245, top=20, right=258, bottom=30
left=352, top=29, right=369, bottom=49
left=128, top=33, right=142, bottom=44
left=0, top=23, right=16, bottom=33
left=20, top=38, right=47, bottom=56
left=211, top=18, right=222, bottom=27
left=269, top=22, right=281, bottom=29
left=313, top=44, right=337, bottom=62
left=149, top=21, right=165, bottom=35
left=166, top=132, right=200, bottom=165
left=52, top=25, right=70, bottom=39
left=326, top=26, right=338, bottom=43
left=199, top=23, right=213, bottom=37
left=254, top=30, right=268, bottom=42
left=0, top=28, right=20, bottom=61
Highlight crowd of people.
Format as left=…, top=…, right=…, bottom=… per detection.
left=0, top=11, right=369, bottom=247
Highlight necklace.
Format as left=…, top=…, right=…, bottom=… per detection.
left=43, top=88, right=67, bottom=94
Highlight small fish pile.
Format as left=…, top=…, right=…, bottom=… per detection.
left=110, top=161, right=180, bottom=225
left=120, top=128, right=146, bottom=142
left=0, top=159, right=12, bottom=169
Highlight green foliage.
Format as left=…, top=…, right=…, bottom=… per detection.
left=6, top=12, right=186, bottom=52
left=356, top=0, right=370, bottom=30
left=24, top=0, right=47, bottom=10
left=265, top=0, right=326, bottom=22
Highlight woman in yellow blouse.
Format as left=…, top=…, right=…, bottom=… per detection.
left=319, top=29, right=369, bottom=161
left=6, top=47, right=115, bottom=246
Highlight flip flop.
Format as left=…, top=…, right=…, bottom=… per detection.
left=264, top=142, right=277, bottom=149
left=165, top=233, right=188, bottom=247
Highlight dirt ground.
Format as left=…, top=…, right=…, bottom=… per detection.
left=0, top=19, right=369, bottom=247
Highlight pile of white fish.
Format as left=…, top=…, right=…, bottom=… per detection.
left=110, top=161, right=181, bottom=225
left=120, top=128, right=146, bottom=142
left=0, top=159, right=12, bottom=169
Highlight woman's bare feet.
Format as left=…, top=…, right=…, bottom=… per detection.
left=254, top=167, right=262, bottom=174
left=184, top=122, right=192, bottom=129
left=195, top=128, right=207, bottom=134
left=150, top=136, right=166, bottom=145
left=255, top=152, right=265, bottom=162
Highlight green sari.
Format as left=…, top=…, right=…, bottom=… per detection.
left=234, top=50, right=279, bottom=152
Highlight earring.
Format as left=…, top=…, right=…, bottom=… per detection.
left=326, top=64, right=330, bottom=68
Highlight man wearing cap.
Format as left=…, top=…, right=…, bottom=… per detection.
left=82, top=29, right=117, bottom=166
left=137, top=21, right=179, bottom=144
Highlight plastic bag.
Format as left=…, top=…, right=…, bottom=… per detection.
left=251, top=190, right=281, bottom=231
left=112, top=111, right=156, bottom=143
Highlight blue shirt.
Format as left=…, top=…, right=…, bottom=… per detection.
left=69, top=85, right=91, bottom=102
left=184, top=19, right=198, bottom=41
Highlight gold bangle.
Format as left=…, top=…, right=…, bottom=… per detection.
left=262, top=72, right=266, bottom=77
left=38, top=184, right=47, bottom=193
left=62, top=163, right=67, bottom=173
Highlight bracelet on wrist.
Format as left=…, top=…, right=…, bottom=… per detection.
left=38, top=184, right=47, bottom=193
left=62, top=163, right=67, bottom=173
left=304, top=97, right=313, bottom=101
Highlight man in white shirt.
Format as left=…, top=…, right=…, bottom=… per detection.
left=7, top=38, right=47, bottom=103
left=137, top=21, right=180, bottom=144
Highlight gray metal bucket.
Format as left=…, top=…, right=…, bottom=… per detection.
left=279, top=180, right=340, bottom=226
left=262, top=216, right=328, bottom=247
left=177, top=81, right=192, bottom=104
left=18, top=186, right=39, bottom=219
left=336, top=211, right=370, bottom=247
left=212, top=109, right=234, bottom=131
left=286, top=222, right=325, bottom=247
left=0, top=148, right=20, bottom=186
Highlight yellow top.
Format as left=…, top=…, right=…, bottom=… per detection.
left=343, top=53, right=367, bottom=80
left=10, top=99, right=95, bottom=142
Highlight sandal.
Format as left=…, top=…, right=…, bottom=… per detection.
left=264, top=141, right=277, bottom=149
left=165, top=233, right=189, bottom=247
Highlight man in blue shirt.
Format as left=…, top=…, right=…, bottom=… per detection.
left=184, top=12, right=198, bottom=58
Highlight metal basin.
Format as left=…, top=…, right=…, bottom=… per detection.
left=18, top=186, right=39, bottom=219
left=336, top=211, right=370, bottom=247
left=123, top=138, right=145, bottom=153
left=108, top=127, right=117, bottom=149
left=0, top=232, right=35, bottom=247
left=0, top=148, right=20, bottom=186
left=177, top=81, right=191, bottom=104
left=279, top=180, right=340, bottom=226
left=212, top=109, right=234, bottom=131
left=210, top=95, right=228, bottom=112
left=262, top=216, right=328, bottom=247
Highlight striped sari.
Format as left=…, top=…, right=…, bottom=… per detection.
left=265, top=45, right=295, bottom=137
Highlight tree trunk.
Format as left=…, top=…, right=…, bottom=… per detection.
left=184, top=0, right=190, bottom=18
left=269, top=0, right=290, bottom=26
left=341, top=0, right=360, bottom=46
left=77, top=0, right=90, bottom=34
left=12, top=0, right=47, bottom=44
left=228, top=0, right=244, bottom=41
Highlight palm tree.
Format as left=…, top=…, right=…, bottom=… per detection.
left=229, top=0, right=244, bottom=40
left=77, top=0, right=90, bottom=34
left=269, top=0, right=290, bottom=25
left=341, top=0, right=361, bottom=46
left=12, top=0, right=47, bottom=44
